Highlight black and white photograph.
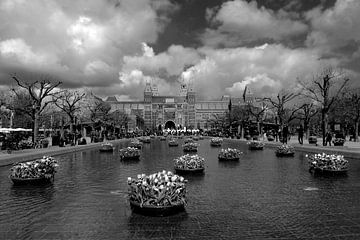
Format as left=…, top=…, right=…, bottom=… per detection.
left=0, top=0, right=359, bottom=239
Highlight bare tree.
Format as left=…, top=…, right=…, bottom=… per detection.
left=11, top=75, right=62, bottom=142
left=263, top=91, right=299, bottom=128
left=298, top=67, right=349, bottom=146
left=53, top=89, right=86, bottom=138
left=246, top=99, right=268, bottom=135
left=298, top=103, right=319, bottom=139
left=341, top=88, right=360, bottom=141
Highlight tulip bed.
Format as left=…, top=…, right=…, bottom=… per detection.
left=130, top=141, right=143, bottom=149
left=307, top=153, right=348, bottom=172
left=10, top=156, right=58, bottom=179
left=183, top=142, right=198, bottom=152
left=218, top=148, right=242, bottom=160
left=333, top=138, right=345, bottom=146
left=119, top=147, right=141, bottom=159
left=100, top=142, right=114, bottom=152
left=127, top=170, right=187, bottom=207
left=275, top=144, right=295, bottom=156
left=210, top=137, right=223, bottom=146
left=248, top=140, right=264, bottom=150
left=174, top=154, right=204, bottom=170
left=18, top=140, right=34, bottom=149
left=184, top=138, right=194, bottom=144
left=168, top=139, right=179, bottom=146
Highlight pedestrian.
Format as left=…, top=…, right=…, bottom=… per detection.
left=298, top=125, right=304, bottom=145
left=282, top=125, right=288, bottom=144
left=325, top=130, right=332, bottom=146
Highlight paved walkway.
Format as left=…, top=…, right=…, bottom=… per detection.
left=1, top=137, right=360, bottom=167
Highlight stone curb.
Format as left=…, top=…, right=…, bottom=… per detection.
left=226, top=138, right=360, bottom=159
left=0, top=139, right=129, bottom=167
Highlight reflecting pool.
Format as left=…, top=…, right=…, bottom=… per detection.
left=1, top=139, right=360, bottom=239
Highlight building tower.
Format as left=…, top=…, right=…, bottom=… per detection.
left=144, top=80, right=153, bottom=130
left=186, top=80, right=196, bottom=128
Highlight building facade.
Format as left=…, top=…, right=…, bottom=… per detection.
left=105, top=81, right=230, bottom=132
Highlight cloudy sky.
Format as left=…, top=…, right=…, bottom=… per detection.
left=0, top=0, right=358, bottom=100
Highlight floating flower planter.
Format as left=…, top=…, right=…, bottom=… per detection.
left=248, top=140, right=264, bottom=150
left=127, top=170, right=187, bottom=216
left=182, top=142, right=198, bottom=152
left=275, top=144, right=295, bottom=157
left=210, top=137, right=223, bottom=147
left=307, top=153, right=348, bottom=175
left=99, top=142, right=114, bottom=152
left=192, top=136, right=199, bottom=141
left=168, top=139, right=179, bottom=147
left=129, top=141, right=143, bottom=149
left=218, top=148, right=242, bottom=161
left=174, top=154, right=205, bottom=174
left=119, top=147, right=141, bottom=160
left=9, top=156, right=58, bottom=186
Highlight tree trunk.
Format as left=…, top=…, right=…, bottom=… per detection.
left=355, top=120, right=359, bottom=142
left=304, top=121, right=309, bottom=139
left=33, top=111, right=39, bottom=143
left=321, top=110, right=328, bottom=146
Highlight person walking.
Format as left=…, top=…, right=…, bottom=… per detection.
left=325, top=130, right=332, bottom=146
left=282, top=125, right=288, bottom=144
left=298, top=125, right=304, bottom=145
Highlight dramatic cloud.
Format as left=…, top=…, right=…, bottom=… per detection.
left=306, top=0, right=360, bottom=52
left=0, top=0, right=358, bottom=101
left=202, top=0, right=308, bottom=47
left=122, top=43, right=200, bottom=77
left=0, top=0, right=178, bottom=90
left=181, top=44, right=338, bottom=99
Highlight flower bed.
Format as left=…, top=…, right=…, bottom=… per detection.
left=182, top=142, right=198, bottom=152
left=168, top=139, right=179, bottom=147
left=99, top=142, right=114, bottom=152
left=18, top=140, right=34, bottom=149
left=275, top=144, right=295, bottom=157
left=210, top=137, right=223, bottom=147
left=119, top=147, right=141, bottom=160
left=218, top=148, right=242, bottom=161
left=9, top=156, right=58, bottom=185
left=130, top=141, right=143, bottom=149
left=192, top=136, right=199, bottom=141
left=174, top=154, right=205, bottom=173
left=307, top=153, right=348, bottom=174
left=267, top=135, right=274, bottom=141
left=248, top=140, right=264, bottom=150
left=127, top=170, right=187, bottom=216
left=308, top=136, right=317, bottom=144
left=333, top=138, right=345, bottom=146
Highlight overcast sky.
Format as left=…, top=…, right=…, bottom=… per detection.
left=0, top=0, right=358, bottom=100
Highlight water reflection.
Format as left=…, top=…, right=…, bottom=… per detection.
left=218, top=160, right=240, bottom=168
left=127, top=212, right=189, bottom=239
left=10, top=185, right=55, bottom=201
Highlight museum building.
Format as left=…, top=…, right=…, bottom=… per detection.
left=104, top=81, right=232, bottom=132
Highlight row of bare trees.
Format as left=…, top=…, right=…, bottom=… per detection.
left=3, top=75, right=131, bottom=143
left=212, top=67, right=353, bottom=145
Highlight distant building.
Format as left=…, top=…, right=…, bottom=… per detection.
left=105, top=81, right=233, bottom=132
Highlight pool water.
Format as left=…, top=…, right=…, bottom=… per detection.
left=1, top=139, right=360, bottom=239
